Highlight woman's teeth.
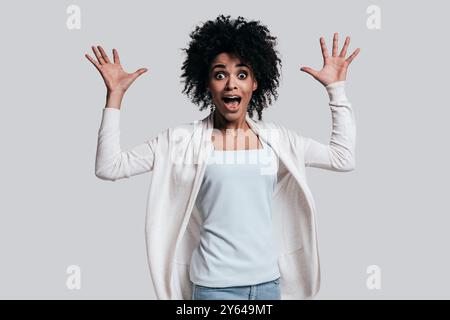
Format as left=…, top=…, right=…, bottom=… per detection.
left=222, top=97, right=241, bottom=109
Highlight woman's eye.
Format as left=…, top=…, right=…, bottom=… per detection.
left=215, top=71, right=247, bottom=80
left=238, top=72, right=247, bottom=79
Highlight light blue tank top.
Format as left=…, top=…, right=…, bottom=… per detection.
left=189, top=138, right=281, bottom=287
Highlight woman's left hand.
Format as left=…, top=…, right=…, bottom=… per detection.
left=300, top=33, right=360, bottom=86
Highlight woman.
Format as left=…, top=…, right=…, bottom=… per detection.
left=86, top=15, right=360, bottom=300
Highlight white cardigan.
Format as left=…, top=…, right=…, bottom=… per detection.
left=95, top=80, right=356, bottom=299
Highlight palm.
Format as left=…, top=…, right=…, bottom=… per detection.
left=301, top=33, right=360, bottom=86
left=100, top=63, right=136, bottom=92
left=85, top=45, right=148, bottom=93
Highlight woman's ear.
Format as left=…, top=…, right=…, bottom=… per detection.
left=253, top=80, right=258, bottom=91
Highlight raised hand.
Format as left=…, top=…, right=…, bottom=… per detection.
left=85, top=45, right=148, bottom=93
left=300, top=33, right=360, bottom=86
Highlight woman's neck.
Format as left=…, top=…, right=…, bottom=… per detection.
left=213, top=110, right=250, bottom=134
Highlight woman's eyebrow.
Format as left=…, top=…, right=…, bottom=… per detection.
left=211, top=63, right=249, bottom=71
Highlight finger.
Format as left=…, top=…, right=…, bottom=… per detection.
left=132, top=68, right=148, bottom=78
left=320, top=37, right=329, bottom=60
left=332, top=32, right=338, bottom=57
left=92, top=45, right=105, bottom=65
left=339, top=36, right=350, bottom=57
left=300, top=67, right=319, bottom=78
left=346, top=48, right=360, bottom=64
left=113, top=48, right=121, bottom=64
left=97, top=46, right=111, bottom=64
left=85, top=53, right=102, bottom=72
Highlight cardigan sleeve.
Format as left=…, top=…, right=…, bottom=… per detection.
left=94, top=107, right=158, bottom=181
left=302, top=81, right=356, bottom=171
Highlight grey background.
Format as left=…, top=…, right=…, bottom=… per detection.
left=0, top=0, right=448, bottom=299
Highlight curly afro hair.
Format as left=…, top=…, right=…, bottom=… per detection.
left=180, top=15, right=282, bottom=120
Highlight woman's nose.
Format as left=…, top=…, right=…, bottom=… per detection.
left=225, top=76, right=237, bottom=89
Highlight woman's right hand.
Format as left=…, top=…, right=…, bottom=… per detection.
left=85, top=45, right=148, bottom=94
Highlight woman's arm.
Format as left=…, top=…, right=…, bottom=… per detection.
left=299, top=33, right=360, bottom=171
left=86, top=45, right=155, bottom=181
left=94, top=107, right=158, bottom=181
left=302, top=81, right=355, bottom=171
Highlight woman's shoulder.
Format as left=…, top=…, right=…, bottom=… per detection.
left=253, top=118, right=290, bottom=134
left=152, top=118, right=204, bottom=147
left=155, top=118, right=199, bottom=137
left=256, top=119, right=306, bottom=146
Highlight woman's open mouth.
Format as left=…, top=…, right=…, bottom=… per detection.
left=222, top=96, right=241, bottom=112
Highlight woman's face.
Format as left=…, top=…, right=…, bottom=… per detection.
left=207, top=52, right=257, bottom=122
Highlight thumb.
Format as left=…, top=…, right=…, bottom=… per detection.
left=300, top=67, right=318, bottom=78
left=132, top=68, right=148, bottom=78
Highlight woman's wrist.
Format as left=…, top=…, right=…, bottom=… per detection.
left=105, top=90, right=125, bottom=109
